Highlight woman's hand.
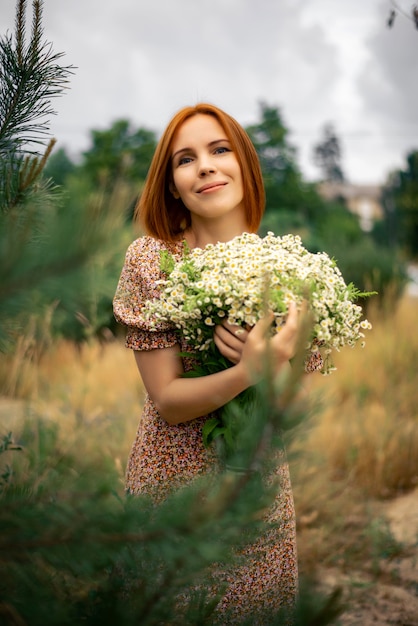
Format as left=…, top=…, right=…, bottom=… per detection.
left=239, top=302, right=300, bottom=383
left=214, top=320, right=249, bottom=364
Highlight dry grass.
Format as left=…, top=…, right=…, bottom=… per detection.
left=289, top=295, right=418, bottom=574
left=0, top=338, right=142, bottom=490
left=296, top=295, right=418, bottom=496
left=1, top=295, right=417, bottom=579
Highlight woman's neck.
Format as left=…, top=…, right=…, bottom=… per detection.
left=184, top=216, right=250, bottom=249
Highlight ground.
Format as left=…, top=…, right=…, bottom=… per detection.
left=318, top=488, right=418, bottom=626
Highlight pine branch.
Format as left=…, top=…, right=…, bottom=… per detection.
left=0, top=530, right=165, bottom=555
left=1, top=137, right=56, bottom=212
left=15, top=0, right=26, bottom=65
left=0, top=0, right=74, bottom=155
left=30, top=0, right=42, bottom=56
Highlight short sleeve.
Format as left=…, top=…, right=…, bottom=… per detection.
left=113, top=237, right=181, bottom=351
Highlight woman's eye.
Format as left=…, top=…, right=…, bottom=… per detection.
left=214, top=146, right=230, bottom=155
left=178, top=156, right=193, bottom=165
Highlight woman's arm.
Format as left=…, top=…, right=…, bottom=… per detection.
left=134, top=345, right=251, bottom=424
left=135, top=303, right=300, bottom=425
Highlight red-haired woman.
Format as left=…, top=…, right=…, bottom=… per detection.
left=113, top=103, right=299, bottom=621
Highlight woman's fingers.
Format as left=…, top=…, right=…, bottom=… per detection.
left=250, top=311, right=275, bottom=339
left=281, top=302, right=299, bottom=335
left=271, top=302, right=300, bottom=361
left=221, top=320, right=249, bottom=341
left=215, top=304, right=302, bottom=373
left=214, top=321, right=249, bottom=364
left=213, top=332, right=241, bottom=364
left=242, top=304, right=302, bottom=380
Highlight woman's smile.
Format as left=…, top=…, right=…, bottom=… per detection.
left=197, top=181, right=227, bottom=194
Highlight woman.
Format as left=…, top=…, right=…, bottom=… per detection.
left=113, top=103, right=300, bottom=621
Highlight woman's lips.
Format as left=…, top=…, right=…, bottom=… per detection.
left=197, top=182, right=227, bottom=193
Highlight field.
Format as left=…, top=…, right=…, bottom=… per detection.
left=289, top=295, right=418, bottom=624
left=1, top=295, right=417, bottom=624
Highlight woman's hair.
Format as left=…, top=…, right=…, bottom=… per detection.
left=135, top=103, right=265, bottom=242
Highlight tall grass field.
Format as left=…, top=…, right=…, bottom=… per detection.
left=1, top=295, right=417, bottom=602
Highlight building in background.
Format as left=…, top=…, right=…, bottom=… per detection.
left=318, top=182, right=383, bottom=232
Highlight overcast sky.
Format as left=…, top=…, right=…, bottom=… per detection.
left=1, top=0, right=417, bottom=184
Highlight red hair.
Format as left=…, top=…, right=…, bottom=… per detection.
left=135, top=103, right=265, bottom=242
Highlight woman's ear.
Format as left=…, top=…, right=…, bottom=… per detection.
left=169, top=181, right=180, bottom=199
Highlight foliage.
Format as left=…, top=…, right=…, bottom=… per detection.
left=0, top=0, right=134, bottom=349
left=39, top=119, right=160, bottom=339
left=380, top=151, right=418, bottom=258
left=44, top=119, right=158, bottom=225
left=312, top=123, right=345, bottom=183
left=245, top=102, right=296, bottom=178
left=246, top=105, right=350, bottom=242
left=0, top=0, right=72, bottom=159
left=245, top=102, right=313, bottom=218
left=0, top=0, right=72, bottom=218
left=43, top=145, right=76, bottom=185
left=0, top=431, right=22, bottom=492
left=324, top=237, right=407, bottom=312
left=80, top=119, right=157, bottom=191
left=0, top=418, right=260, bottom=625
left=311, top=200, right=363, bottom=248
left=0, top=384, right=343, bottom=625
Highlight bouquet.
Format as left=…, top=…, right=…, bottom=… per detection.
left=145, top=232, right=372, bottom=372
left=144, top=232, right=374, bottom=461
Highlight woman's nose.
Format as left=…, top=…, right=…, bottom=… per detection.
left=198, top=158, right=216, bottom=176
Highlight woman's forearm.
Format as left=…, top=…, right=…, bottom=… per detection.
left=154, top=362, right=251, bottom=424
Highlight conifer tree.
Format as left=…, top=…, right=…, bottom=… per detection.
left=0, top=373, right=343, bottom=625
left=0, top=0, right=129, bottom=350
left=312, top=123, right=345, bottom=184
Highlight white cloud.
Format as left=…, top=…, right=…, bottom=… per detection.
left=1, top=0, right=417, bottom=183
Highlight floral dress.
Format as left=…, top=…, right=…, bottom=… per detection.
left=113, top=235, right=298, bottom=622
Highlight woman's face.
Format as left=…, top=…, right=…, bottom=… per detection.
left=170, top=114, right=245, bottom=226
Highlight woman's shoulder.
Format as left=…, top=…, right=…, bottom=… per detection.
left=126, top=235, right=184, bottom=260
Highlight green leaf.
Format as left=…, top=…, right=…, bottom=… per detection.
left=346, top=282, right=378, bottom=300
left=202, top=417, right=223, bottom=448
left=159, top=249, right=175, bottom=275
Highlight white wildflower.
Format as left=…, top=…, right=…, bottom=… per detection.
left=143, top=232, right=373, bottom=375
